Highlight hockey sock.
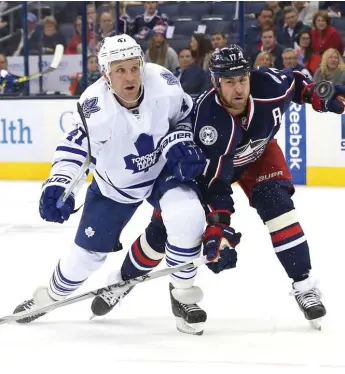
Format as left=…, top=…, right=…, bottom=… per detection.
left=49, top=243, right=107, bottom=300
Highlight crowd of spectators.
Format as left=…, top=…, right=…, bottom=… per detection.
left=1, top=1, right=345, bottom=96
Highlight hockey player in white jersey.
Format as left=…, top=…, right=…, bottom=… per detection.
left=13, top=35, right=208, bottom=334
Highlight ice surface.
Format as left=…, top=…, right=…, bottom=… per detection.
left=0, top=181, right=344, bottom=374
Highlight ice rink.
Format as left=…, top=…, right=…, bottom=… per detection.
left=0, top=181, right=344, bottom=374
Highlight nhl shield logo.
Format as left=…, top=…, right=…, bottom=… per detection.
left=199, top=126, right=218, bottom=146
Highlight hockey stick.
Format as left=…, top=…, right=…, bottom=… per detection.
left=56, top=102, right=92, bottom=209
left=0, top=256, right=209, bottom=325
left=1, top=44, right=64, bottom=89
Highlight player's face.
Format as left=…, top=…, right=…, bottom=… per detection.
left=218, top=75, right=250, bottom=111
left=108, top=58, right=141, bottom=102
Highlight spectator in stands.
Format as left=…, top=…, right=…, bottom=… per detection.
left=65, top=16, right=94, bottom=55
left=6, top=12, right=42, bottom=56
left=190, top=33, right=213, bottom=72
left=251, top=28, right=284, bottom=69
left=291, top=1, right=319, bottom=27
left=295, top=30, right=321, bottom=76
left=97, top=11, right=118, bottom=40
left=245, top=6, right=275, bottom=56
left=278, top=6, right=310, bottom=49
left=119, top=1, right=133, bottom=24
left=211, top=32, right=228, bottom=50
left=282, top=48, right=312, bottom=78
left=311, top=11, right=344, bottom=56
left=253, top=51, right=274, bottom=68
left=145, top=23, right=179, bottom=72
left=132, top=1, right=167, bottom=40
left=42, top=16, right=66, bottom=54
left=174, top=48, right=210, bottom=95
left=313, top=48, right=345, bottom=84
left=87, top=4, right=96, bottom=32
left=69, top=55, right=101, bottom=96
left=266, top=1, right=284, bottom=27
left=92, top=11, right=125, bottom=54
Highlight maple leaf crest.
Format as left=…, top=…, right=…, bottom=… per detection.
left=81, top=97, right=101, bottom=118
left=124, top=133, right=161, bottom=174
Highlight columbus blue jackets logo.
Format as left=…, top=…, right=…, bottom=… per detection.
left=234, top=136, right=271, bottom=167
left=199, top=126, right=218, bottom=145
left=124, top=134, right=161, bottom=173
left=161, top=70, right=180, bottom=86
left=81, top=97, right=101, bottom=118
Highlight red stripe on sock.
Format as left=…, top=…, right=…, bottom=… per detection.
left=132, top=239, right=161, bottom=267
left=271, top=224, right=303, bottom=244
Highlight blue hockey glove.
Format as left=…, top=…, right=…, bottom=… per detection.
left=166, top=141, right=206, bottom=182
left=39, top=175, right=75, bottom=223
left=304, top=82, right=345, bottom=114
left=202, top=224, right=241, bottom=274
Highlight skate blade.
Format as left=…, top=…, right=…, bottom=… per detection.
left=89, top=314, right=96, bottom=321
left=309, top=318, right=322, bottom=331
left=175, top=317, right=204, bottom=335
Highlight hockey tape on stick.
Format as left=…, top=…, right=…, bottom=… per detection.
left=1, top=44, right=64, bottom=88
left=0, top=256, right=209, bottom=325
left=56, top=102, right=92, bottom=209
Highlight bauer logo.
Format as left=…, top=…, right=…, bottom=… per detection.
left=285, top=102, right=306, bottom=185
left=341, top=114, right=345, bottom=151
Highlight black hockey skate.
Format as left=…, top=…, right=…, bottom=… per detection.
left=293, top=278, right=326, bottom=330
left=169, top=283, right=207, bottom=335
left=91, top=286, right=134, bottom=317
left=13, top=299, right=46, bottom=324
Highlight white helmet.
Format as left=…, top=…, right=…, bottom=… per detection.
left=98, top=34, right=145, bottom=102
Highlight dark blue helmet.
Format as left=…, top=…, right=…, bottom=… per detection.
left=209, top=45, right=251, bottom=87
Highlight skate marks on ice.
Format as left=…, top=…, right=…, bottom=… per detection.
left=1, top=316, right=345, bottom=373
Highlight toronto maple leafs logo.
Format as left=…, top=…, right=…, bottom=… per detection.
left=124, top=133, right=161, bottom=173
left=161, top=70, right=180, bottom=86
left=81, top=97, right=101, bottom=118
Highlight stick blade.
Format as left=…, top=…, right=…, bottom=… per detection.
left=50, top=44, right=64, bottom=69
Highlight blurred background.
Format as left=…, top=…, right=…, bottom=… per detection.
left=1, top=0, right=345, bottom=97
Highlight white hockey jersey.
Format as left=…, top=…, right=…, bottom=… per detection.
left=51, top=63, right=194, bottom=204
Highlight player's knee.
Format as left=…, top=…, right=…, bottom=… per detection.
left=68, top=243, right=107, bottom=272
left=160, top=187, right=205, bottom=248
left=251, top=180, right=295, bottom=222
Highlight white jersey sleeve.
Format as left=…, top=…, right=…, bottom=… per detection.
left=50, top=79, right=112, bottom=183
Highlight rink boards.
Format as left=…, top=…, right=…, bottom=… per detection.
left=0, top=99, right=344, bottom=186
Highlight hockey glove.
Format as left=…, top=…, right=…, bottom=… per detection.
left=166, top=141, right=206, bottom=182
left=202, top=224, right=241, bottom=274
left=39, top=175, right=75, bottom=223
left=303, top=82, right=345, bottom=114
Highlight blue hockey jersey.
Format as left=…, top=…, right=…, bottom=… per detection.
left=193, top=67, right=311, bottom=215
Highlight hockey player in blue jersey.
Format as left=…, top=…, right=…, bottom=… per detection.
left=187, top=46, right=345, bottom=328
left=98, top=45, right=345, bottom=331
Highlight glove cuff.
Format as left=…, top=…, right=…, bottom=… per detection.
left=160, top=130, right=194, bottom=159
left=42, top=174, right=73, bottom=192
